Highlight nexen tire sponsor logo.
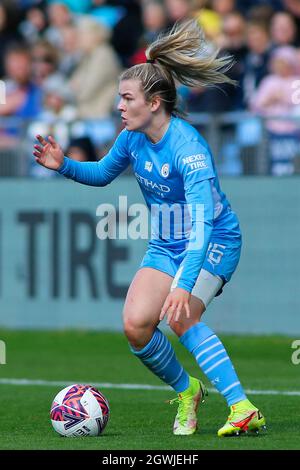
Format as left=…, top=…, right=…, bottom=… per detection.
left=135, top=173, right=171, bottom=193
left=182, top=154, right=206, bottom=165
left=183, top=154, right=208, bottom=174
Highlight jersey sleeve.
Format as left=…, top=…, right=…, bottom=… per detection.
left=175, top=178, right=214, bottom=293
left=170, top=141, right=216, bottom=292
left=58, top=129, right=130, bottom=186
left=174, top=140, right=215, bottom=189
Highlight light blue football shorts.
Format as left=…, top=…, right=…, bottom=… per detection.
left=140, top=236, right=242, bottom=307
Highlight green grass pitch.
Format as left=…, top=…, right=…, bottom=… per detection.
left=0, top=329, right=299, bottom=450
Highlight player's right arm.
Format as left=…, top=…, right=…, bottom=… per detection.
left=33, top=130, right=130, bottom=187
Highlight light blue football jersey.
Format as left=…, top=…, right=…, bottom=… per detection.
left=59, top=115, right=241, bottom=292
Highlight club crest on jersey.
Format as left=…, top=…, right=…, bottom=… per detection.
left=161, top=163, right=169, bottom=178
left=144, top=161, right=153, bottom=172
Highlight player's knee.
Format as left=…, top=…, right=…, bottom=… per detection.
left=123, top=314, right=155, bottom=349
left=124, top=327, right=151, bottom=350
left=123, top=317, right=138, bottom=343
left=123, top=315, right=148, bottom=348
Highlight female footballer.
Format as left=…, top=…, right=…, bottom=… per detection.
left=33, top=20, right=266, bottom=437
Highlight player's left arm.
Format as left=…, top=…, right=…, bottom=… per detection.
left=160, top=142, right=215, bottom=324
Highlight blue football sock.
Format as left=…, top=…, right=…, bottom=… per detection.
left=180, top=322, right=246, bottom=406
left=131, top=328, right=190, bottom=393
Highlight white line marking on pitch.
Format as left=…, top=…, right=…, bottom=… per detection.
left=0, top=378, right=300, bottom=396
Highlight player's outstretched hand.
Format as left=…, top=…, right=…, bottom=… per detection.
left=33, top=135, right=64, bottom=170
left=160, top=287, right=191, bottom=325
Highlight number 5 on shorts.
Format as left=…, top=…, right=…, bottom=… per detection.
left=207, top=243, right=226, bottom=266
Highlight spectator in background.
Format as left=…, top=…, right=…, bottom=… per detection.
left=0, top=0, right=23, bottom=78
left=217, top=12, right=248, bottom=110
left=246, top=4, right=275, bottom=24
left=242, top=20, right=273, bottom=108
left=209, top=0, right=236, bottom=16
left=283, top=0, right=300, bottom=45
left=130, top=0, right=168, bottom=65
left=214, top=11, right=248, bottom=175
left=0, top=45, right=42, bottom=119
left=110, top=0, right=143, bottom=68
left=58, top=24, right=81, bottom=77
left=0, top=44, right=42, bottom=149
left=195, top=0, right=236, bottom=37
left=270, top=11, right=298, bottom=47
left=31, top=39, right=64, bottom=86
left=218, top=11, right=247, bottom=57
left=251, top=46, right=300, bottom=175
left=165, top=0, right=193, bottom=25
left=27, top=74, right=77, bottom=177
left=30, top=38, right=70, bottom=155
left=233, top=19, right=274, bottom=168
left=38, top=74, right=77, bottom=123
left=19, top=4, right=48, bottom=45
left=45, top=1, right=74, bottom=49
left=142, top=0, right=168, bottom=44
left=69, top=16, right=121, bottom=119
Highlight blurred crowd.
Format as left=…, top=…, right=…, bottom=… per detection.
left=0, top=0, right=300, bottom=176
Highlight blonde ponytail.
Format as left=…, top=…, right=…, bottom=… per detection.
left=147, top=20, right=235, bottom=87
left=120, top=20, right=235, bottom=115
